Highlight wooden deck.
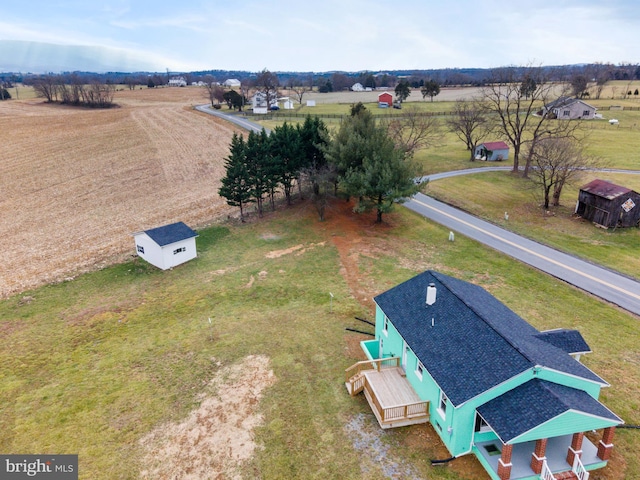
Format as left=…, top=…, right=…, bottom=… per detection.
left=346, top=358, right=429, bottom=429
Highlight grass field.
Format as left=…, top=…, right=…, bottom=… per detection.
left=1, top=199, right=638, bottom=480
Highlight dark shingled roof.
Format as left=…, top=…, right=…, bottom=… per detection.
left=535, top=329, right=591, bottom=355
left=144, top=222, right=197, bottom=247
left=477, top=379, right=622, bottom=443
left=373, top=271, right=606, bottom=406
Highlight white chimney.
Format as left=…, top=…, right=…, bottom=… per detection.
left=426, top=283, right=437, bottom=306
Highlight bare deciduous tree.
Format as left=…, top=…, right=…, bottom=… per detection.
left=287, top=76, right=313, bottom=104
left=385, top=105, right=441, bottom=157
left=254, top=69, right=280, bottom=109
left=32, top=75, right=59, bottom=102
left=446, top=98, right=492, bottom=161
left=203, top=77, right=224, bottom=107
left=528, top=137, right=599, bottom=210
left=482, top=66, right=558, bottom=176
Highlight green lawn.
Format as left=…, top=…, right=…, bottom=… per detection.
left=1, top=203, right=639, bottom=479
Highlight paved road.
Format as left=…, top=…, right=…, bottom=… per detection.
left=406, top=190, right=640, bottom=317
left=195, top=105, right=271, bottom=134
left=200, top=106, right=640, bottom=316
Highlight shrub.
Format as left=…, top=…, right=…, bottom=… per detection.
left=0, top=88, right=11, bottom=100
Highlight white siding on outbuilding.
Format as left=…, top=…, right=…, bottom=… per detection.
left=134, top=222, right=198, bottom=270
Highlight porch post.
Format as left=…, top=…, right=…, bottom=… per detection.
left=566, top=432, right=584, bottom=465
left=530, top=438, right=548, bottom=474
left=497, top=444, right=513, bottom=480
left=597, top=426, right=616, bottom=461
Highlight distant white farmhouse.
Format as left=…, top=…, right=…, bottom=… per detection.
left=133, top=222, right=198, bottom=270
left=351, top=83, right=365, bottom=92
left=168, top=76, right=187, bottom=87
left=223, top=79, right=241, bottom=87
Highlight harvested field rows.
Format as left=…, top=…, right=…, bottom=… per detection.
left=0, top=88, right=241, bottom=297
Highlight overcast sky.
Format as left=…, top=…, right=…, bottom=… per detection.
left=1, top=0, right=639, bottom=73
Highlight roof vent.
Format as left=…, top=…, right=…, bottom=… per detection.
left=426, top=283, right=437, bottom=306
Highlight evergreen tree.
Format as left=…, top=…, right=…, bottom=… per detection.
left=270, top=122, right=304, bottom=205
left=325, top=108, right=420, bottom=222
left=245, top=129, right=271, bottom=216
left=218, top=133, right=254, bottom=221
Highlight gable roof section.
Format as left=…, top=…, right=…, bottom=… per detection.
left=545, top=96, right=595, bottom=111
left=480, top=141, right=509, bottom=151
left=477, top=379, right=622, bottom=444
left=143, top=222, right=197, bottom=247
left=374, top=271, right=606, bottom=406
left=581, top=179, right=632, bottom=200
left=535, top=329, right=591, bottom=354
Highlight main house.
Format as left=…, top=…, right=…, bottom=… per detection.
left=542, top=97, right=597, bottom=120
left=346, top=270, right=622, bottom=480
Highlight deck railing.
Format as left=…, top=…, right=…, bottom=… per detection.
left=573, top=455, right=590, bottom=480
left=345, top=357, right=400, bottom=383
left=540, top=459, right=554, bottom=480
left=361, top=372, right=429, bottom=424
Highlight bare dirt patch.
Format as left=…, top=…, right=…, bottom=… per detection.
left=0, top=88, right=243, bottom=298
left=139, top=354, right=276, bottom=480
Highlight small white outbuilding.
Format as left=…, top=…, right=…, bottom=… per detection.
left=133, top=222, right=198, bottom=270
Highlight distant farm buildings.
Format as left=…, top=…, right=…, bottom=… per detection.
left=223, top=79, right=241, bottom=88
left=134, top=222, right=198, bottom=270
left=474, top=141, right=510, bottom=161
left=168, top=76, right=187, bottom=87
left=542, top=97, right=597, bottom=120
left=576, top=179, right=640, bottom=228
left=378, top=92, right=393, bottom=108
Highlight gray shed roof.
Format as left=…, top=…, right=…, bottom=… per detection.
left=143, top=222, right=197, bottom=247
left=373, top=271, right=606, bottom=406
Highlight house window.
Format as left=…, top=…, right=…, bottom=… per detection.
left=438, top=391, right=448, bottom=418
left=383, top=317, right=389, bottom=336
left=583, top=110, right=590, bottom=116
left=137, top=245, right=144, bottom=254
left=475, top=413, right=491, bottom=433
left=415, top=361, right=425, bottom=381
left=563, top=110, right=570, bottom=116
left=173, top=247, right=186, bottom=255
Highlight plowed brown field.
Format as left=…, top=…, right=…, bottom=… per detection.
left=0, top=87, right=242, bottom=298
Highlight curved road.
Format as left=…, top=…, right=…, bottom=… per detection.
left=407, top=171, right=640, bottom=317
left=198, top=106, right=640, bottom=316
left=195, top=105, right=271, bottom=134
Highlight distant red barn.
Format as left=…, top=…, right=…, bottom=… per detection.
left=576, top=179, right=640, bottom=228
left=378, top=92, right=393, bottom=107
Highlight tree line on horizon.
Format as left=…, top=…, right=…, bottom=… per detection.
left=6, top=61, right=640, bottom=94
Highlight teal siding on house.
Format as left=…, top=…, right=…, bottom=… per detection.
left=361, top=270, right=622, bottom=477
left=375, top=305, right=457, bottom=452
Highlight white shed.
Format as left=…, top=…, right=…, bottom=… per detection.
left=134, top=222, right=198, bottom=270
